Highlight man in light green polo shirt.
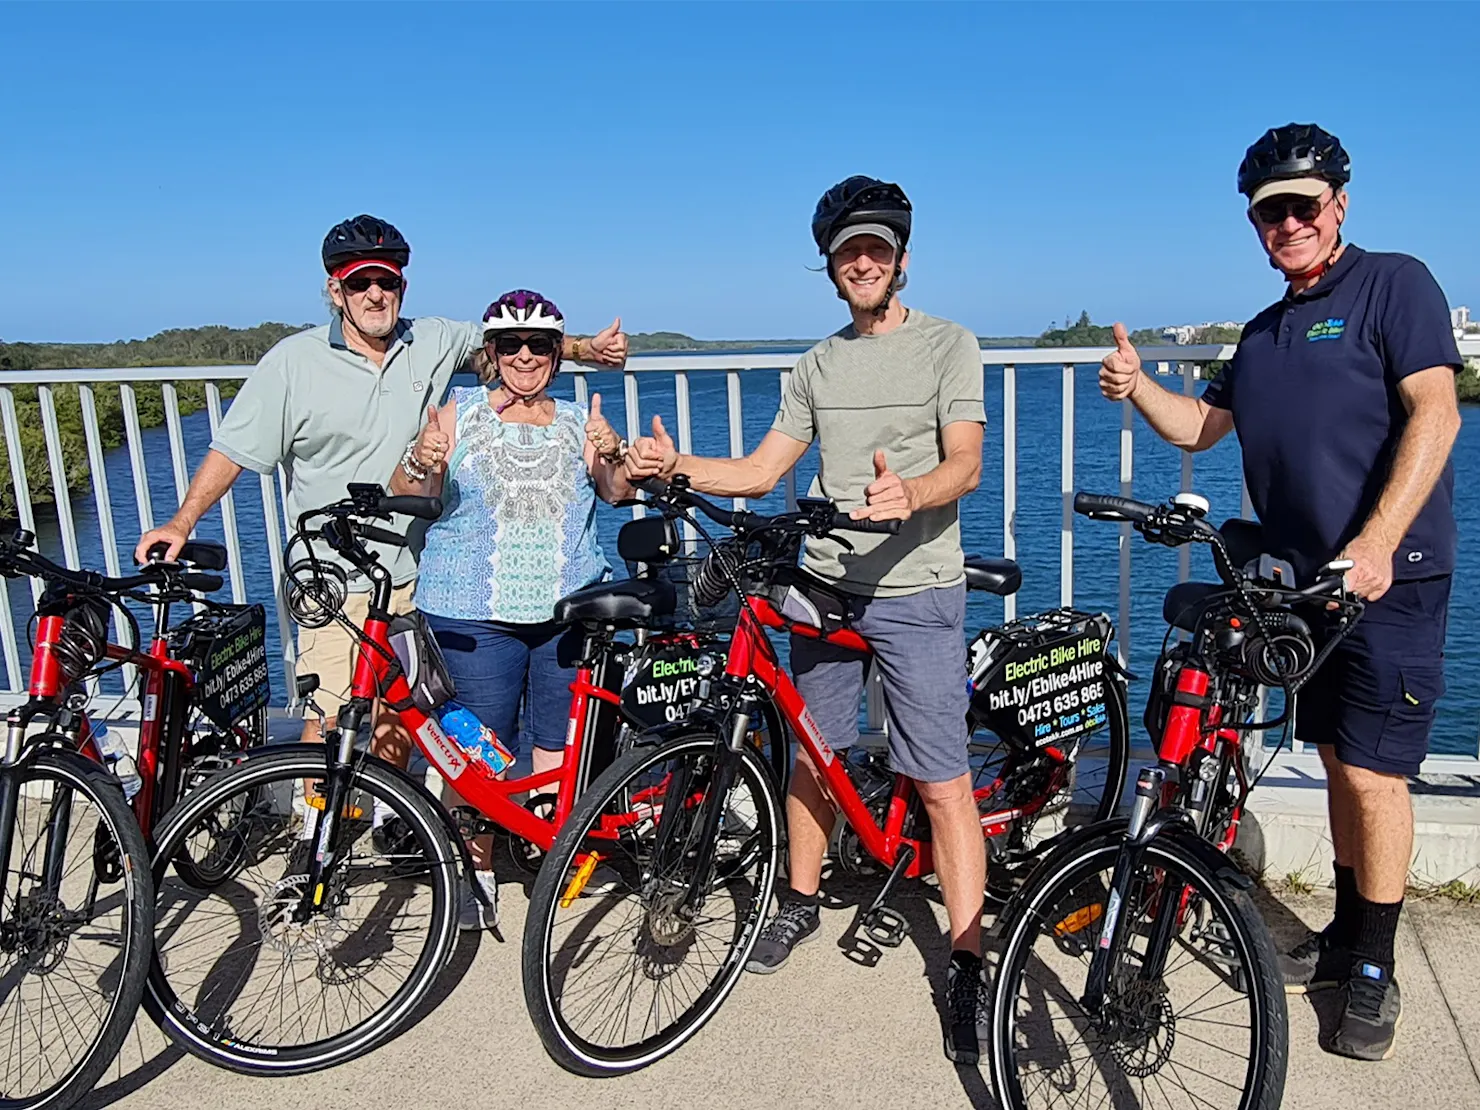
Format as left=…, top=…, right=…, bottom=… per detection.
left=134, top=214, right=628, bottom=727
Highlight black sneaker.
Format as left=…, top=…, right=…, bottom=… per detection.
left=1281, top=929, right=1351, bottom=994
left=744, top=899, right=820, bottom=974
left=944, top=955, right=991, bottom=1065
left=1328, top=961, right=1402, bottom=1061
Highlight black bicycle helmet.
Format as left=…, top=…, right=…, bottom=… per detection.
left=811, top=176, right=912, bottom=256
left=1237, top=123, right=1351, bottom=199
left=321, top=214, right=412, bottom=274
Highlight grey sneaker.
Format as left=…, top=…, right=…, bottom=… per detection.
left=944, top=957, right=992, bottom=1065
left=1281, top=929, right=1351, bottom=994
left=458, top=872, right=498, bottom=932
left=744, top=899, right=820, bottom=974
left=1328, top=961, right=1402, bottom=1061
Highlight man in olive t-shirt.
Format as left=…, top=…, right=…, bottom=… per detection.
left=625, top=176, right=991, bottom=1064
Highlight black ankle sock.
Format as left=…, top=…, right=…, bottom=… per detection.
left=950, top=949, right=982, bottom=973
left=1350, top=893, right=1402, bottom=972
left=1330, top=863, right=1358, bottom=946
left=785, top=888, right=819, bottom=910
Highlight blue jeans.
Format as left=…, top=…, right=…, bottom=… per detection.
left=420, top=611, right=577, bottom=760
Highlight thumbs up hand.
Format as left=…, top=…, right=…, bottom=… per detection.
left=1099, top=322, right=1144, bottom=402
left=413, top=402, right=451, bottom=473
left=624, top=413, right=679, bottom=481
left=585, top=393, right=627, bottom=462
left=582, top=316, right=628, bottom=368
left=851, top=449, right=914, bottom=521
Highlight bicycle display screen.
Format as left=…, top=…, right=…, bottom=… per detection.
left=184, top=605, right=273, bottom=730
left=968, top=616, right=1111, bottom=748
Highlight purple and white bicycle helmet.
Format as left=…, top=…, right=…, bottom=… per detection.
left=481, top=289, right=566, bottom=336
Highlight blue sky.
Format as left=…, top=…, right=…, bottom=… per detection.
left=2, top=1, right=1474, bottom=343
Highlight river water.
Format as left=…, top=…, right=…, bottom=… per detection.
left=9, top=359, right=1477, bottom=757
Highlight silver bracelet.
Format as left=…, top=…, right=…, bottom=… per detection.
left=400, top=441, right=429, bottom=482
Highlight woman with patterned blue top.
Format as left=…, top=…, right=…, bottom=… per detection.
left=390, top=290, right=631, bottom=905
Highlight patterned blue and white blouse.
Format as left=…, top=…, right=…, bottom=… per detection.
left=413, top=387, right=610, bottom=623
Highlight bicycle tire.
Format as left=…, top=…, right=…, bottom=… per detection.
left=990, top=833, right=1287, bottom=1110
left=145, top=747, right=459, bottom=1075
left=0, top=750, right=153, bottom=1110
left=523, top=729, right=782, bottom=1076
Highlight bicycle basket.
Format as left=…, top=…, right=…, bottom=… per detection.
left=387, top=610, right=456, bottom=714
left=627, top=537, right=747, bottom=633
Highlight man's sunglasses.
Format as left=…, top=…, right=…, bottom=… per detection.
left=489, top=333, right=559, bottom=358
left=1252, top=193, right=1332, bottom=226
left=340, top=274, right=403, bottom=294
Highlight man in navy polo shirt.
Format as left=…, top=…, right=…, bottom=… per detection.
left=1100, top=123, right=1463, bottom=1063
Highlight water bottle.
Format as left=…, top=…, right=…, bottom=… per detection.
left=92, top=721, right=143, bottom=801
left=436, top=701, right=513, bottom=775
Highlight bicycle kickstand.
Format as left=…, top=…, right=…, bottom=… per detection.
left=860, top=843, right=915, bottom=948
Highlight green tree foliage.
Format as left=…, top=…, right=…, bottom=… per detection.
left=1459, top=359, right=1480, bottom=404
left=0, top=322, right=304, bottom=514
left=1036, top=310, right=1163, bottom=348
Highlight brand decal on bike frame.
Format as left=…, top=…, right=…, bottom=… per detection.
left=417, top=716, right=467, bottom=779
left=796, top=706, right=834, bottom=765
left=143, top=693, right=158, bottom=722
left=1098, top=888, right=1123, bottom=949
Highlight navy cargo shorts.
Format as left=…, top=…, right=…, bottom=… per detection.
left=789, top=581, right=969, bottom=784
left=1295, top=575, right=1451, bottom=777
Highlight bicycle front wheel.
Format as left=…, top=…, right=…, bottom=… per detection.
left=523, top=730, right=782, bottom=1076
left=147, top=747, right=459, bottom=1075
left=990, top=834, right=1287, bottom=1110
left=0, top=749, right=153, bottom=1110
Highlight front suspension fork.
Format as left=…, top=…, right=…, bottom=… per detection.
left=293, top=702, right=366, bottom=923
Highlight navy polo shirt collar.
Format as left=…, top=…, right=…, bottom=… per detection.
left=1285, top=244, right=1363, bottom=304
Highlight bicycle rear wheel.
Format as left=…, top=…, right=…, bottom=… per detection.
left=990, top=834, right=1287, bottom=1110
left=0, top=749, right=152, bottom=1110
left=523, top=729, right=781, bottom=1076
left=147, top=747, right=459, bottom=1074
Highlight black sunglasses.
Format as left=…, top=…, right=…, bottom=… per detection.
left=1252, top=193, right=1332, bottom=226
left=490, top=333, right=559, bottom=358
left=341, top=274, right=403, bottom=294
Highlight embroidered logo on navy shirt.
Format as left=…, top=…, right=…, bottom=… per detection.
left=1305, top=318, right=1346, bottom=342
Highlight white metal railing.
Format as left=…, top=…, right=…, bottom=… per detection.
left=4, top=338, right=1478, bottom=764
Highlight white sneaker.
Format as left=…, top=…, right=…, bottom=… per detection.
left=459, top=871, right=498, bottom=931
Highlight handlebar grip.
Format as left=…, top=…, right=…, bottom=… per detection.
left=180, top=572, right=224, bottom=593
left=358, top=523, right=410, bottom=548
left=832, top=513, right=900, bottom=535
left=145, top=541, right=173, bottom=563
left=377, top=495, right=443, bottom=521
left=636, top=477, right=669, bottom=498
left=1073, top=492, right=1156, bottom=523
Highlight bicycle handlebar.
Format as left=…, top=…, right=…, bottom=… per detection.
left=636, top=476, right=901, bottom=537
left=1072, top=492, right=1156, bottom=523
left=357, top=524, right=411, bottom=549
left=376, top=494, right=443, bottom=521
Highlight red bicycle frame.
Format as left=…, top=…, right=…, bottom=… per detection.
left=346, top=611, right=619, bottom=854
left=723, top=595, right=1075, bottom=880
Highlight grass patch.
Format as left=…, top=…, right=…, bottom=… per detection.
left=1410, top=879, right=1480, bottom=905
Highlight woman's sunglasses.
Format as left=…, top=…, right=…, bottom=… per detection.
left=341, top=274, right=404, bottom=294
left=1251, top=193, right=1332, bottom=226
left=489, top=333, right=559, bottom=358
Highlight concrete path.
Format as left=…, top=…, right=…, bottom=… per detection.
left=82, top=879, right=1480, bottom=1110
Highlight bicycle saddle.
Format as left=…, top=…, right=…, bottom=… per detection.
left=553, top=577, right=677, bottom=627
left=963, top=556, right=1022, bottom=597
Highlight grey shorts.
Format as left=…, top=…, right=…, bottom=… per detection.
left=789, top=581, right=969, bottom=784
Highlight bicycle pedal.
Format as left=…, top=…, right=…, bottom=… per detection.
left=861, top=907, right=910, bottom=948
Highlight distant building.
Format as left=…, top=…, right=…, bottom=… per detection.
left=1160, top=321, right=1243, bottom=345
left=1454, top=306, right=1473, bottom=338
